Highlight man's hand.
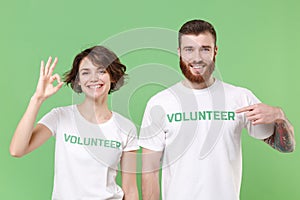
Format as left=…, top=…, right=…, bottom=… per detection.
left=236, top=103, right=284, bottom=125
left=237, top=103, right=295, bottom=152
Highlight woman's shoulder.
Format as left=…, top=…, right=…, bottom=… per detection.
left=48, top=105, right=75, bottom=116
left=112, top=112, right=136, bottom=131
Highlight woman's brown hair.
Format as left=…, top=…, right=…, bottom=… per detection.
left=64, top=46, right=126, bottom=94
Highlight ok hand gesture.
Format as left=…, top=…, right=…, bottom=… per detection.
left=34, top=57, right=63, bottom=101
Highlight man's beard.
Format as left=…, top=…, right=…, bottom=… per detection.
left=179, top=57, right=215, bottom=84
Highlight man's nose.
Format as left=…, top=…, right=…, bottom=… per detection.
left=193, top=50, right=203, bottom=62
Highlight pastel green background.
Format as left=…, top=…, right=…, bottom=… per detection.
left=1, top=0, right=299, bottom=199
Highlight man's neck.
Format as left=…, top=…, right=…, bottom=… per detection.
left=182, top=77, right=215, bottom=89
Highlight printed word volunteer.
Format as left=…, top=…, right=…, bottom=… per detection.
left=167, top=110, right=235, bottom=122
left=64, top=133, right=121, bottom=149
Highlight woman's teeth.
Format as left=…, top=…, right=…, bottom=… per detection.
left=88, top=85, right=102, bottom=88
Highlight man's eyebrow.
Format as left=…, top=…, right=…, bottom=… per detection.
left=182, top=46, right=194, bottom=49
left=201, top=45, right=212, bottom=48
left=182, top=45, right=213, bottom=49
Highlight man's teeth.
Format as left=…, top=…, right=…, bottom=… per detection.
left=191, top=65, right=204, bottom=69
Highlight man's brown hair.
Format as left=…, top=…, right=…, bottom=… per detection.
left=178, top=19, right=217, bottom=47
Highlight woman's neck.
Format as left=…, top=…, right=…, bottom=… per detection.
left=77, top=96, right=112, bottom=124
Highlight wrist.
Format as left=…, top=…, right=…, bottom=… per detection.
left=275, top=107, right=286, bottom=124
left=31, top=93, right=46, bottom=105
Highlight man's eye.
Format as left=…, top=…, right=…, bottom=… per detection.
left=185, top=48, right=193, bottom=52
left=201, top=48, right=211, bottom=52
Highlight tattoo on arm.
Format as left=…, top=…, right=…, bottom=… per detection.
left=264, top=120, right=295, bottom=153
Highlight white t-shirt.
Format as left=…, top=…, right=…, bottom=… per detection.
left=138, top=79, right=274, bottom=200
left=38, top=105, right=139, bottom=200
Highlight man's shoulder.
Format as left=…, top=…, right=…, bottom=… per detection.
left=220, top=80, right=253, bottom=94
left=147, top=82, right=181, bottom=102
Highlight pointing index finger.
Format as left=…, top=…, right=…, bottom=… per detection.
left=235, top=105, right=255, bottom=113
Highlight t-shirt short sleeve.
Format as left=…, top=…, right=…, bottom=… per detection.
left=138, top=97, right=166, bottom=152
left=38, top=108, right=59, bottom=137
left=243, top=89, right=274, bottom=139
left=123, top=125, right=140, bottom=152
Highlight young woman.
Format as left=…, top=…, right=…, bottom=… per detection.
left=10, top=46, right=139, bottom=200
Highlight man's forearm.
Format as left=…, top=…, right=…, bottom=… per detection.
left=264, top=118, right=295, bottom=152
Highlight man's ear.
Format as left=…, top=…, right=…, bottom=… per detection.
left=214, top=46, right=218, bottom=56
left=177, top=47, right=181, bottom=57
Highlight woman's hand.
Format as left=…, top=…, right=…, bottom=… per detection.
left=34, top=57, right=63, bottom=101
